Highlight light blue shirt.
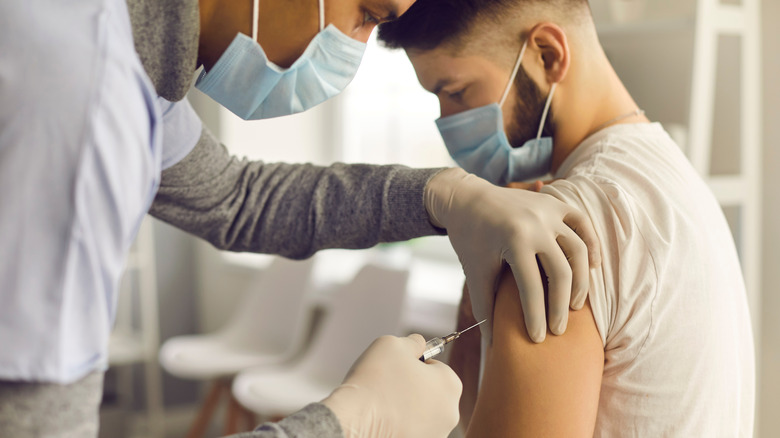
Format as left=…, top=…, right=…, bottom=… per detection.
left=0, top=0, right=200, bottom=383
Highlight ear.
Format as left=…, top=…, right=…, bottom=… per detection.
left=526, top=23, right=570, bottom=85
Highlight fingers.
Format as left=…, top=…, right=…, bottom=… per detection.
left=423, top=359, right=464, bottom=404
left=423, top=358, right=453, bottom=373
left=505, top=180, right=544, bottom=191
left=419, top=348, right=463, bottom=400
left=505, top=181, right=536, bottom=190
left=563, top=209, right=601, bottom=267
left=556, top=227, right=590, bottom=310
left=536, top=246, right=572, bottom=336
left=507, top=255, right=547, bottom=343
left=464, top=270, right=499, bottom=344
left=458, top=284, right=474, bottom=319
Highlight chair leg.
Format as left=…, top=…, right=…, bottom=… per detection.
left=223, top=393, right=244, bottom=435
left=186, top=381, right=226, bottom=438
left=241, top=404, right=258, bottom=431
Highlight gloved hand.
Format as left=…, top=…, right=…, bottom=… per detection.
left=321, top=334, right=462, bottom=438
left=425, top=168, right=601, bottom=343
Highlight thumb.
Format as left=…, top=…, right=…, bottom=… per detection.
left=464, top=277, right=495, bottom=344
left=403, top=334, right=427, bottom=355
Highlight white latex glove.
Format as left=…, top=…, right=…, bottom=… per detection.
left=321, top=334, right=462, bottom=438
left=424, top=168, right=601, bottom=343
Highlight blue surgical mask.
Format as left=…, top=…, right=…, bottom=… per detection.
left=195, top=0, right=366, bottom=120
left=436, top=40, right=557, bottom=185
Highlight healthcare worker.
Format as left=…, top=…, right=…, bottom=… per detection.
left=0, top=0, right=601, bottom=436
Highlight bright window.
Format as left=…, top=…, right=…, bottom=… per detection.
left=217, top=33, right=454, bottom=169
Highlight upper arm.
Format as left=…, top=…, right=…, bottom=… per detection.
left=466, top=268, right=604, bottom=438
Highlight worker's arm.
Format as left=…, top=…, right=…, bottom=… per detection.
left=223, top=403, right=342, bottom=437
left=225, top=335, right=461, bottom=438
left=150, top=125, right=444, bottom=258
left=465, top=267, right=604, bottom=437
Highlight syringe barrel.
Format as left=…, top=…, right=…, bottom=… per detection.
left=419, top=337, right=446, bottom=362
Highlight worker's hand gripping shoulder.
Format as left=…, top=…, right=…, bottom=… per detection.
left=424, top=168, right=601, bottom=343
left=321, top=334, right=462, bottom=438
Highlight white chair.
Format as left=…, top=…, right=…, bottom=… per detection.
left=231, top=263, right=410, bottom=417
left=158, top=256, right=316, bottom=437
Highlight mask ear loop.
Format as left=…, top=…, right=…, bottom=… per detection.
left=499, top=40, right=528, bottom=107
left=536, top=82, right=557, bottom=140
left=318, top=0, right=325, bottom=31
left=252, top=0, right=260, bottom=41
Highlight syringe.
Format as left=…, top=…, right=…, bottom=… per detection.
left=419, top=319, right=486, bottom=362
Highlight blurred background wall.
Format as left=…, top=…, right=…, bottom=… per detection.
left=759, top=0, right=779, bottom=434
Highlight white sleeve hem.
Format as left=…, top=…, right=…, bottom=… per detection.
left=158, top=96, right=202, bottom=170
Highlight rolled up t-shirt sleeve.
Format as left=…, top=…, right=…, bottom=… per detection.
left=541, top=175, right=656, bottom=373
left=541, top=177, right=613, bottom=348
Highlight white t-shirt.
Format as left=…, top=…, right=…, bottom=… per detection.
left=542, top=123, right=754, bottom=437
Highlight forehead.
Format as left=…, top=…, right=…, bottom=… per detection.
left=345, top=0, right=418, bottom=21
left=407, top=46, right=503, bottom=93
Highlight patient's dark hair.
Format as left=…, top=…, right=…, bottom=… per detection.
left=378, top=0, right=590, bottom=52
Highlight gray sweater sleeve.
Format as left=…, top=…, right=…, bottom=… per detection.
left=228, top=403, right=342, bottom=438
left=149, top=126, right=445, bottom=257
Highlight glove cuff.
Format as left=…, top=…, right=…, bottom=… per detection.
left=321, top=384, right=376, bottom=438
left=424, top=167, right=471, bottom=229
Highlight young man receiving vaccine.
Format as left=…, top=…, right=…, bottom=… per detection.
left=380, top=0, right=754, bottom=435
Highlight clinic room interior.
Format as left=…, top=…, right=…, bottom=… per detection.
left=79, top=0, right=777, bottom=437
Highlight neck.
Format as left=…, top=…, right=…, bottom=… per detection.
left=197, top=0, right=252, bottom=71
left=197, top=0, right=318, bottom=71
left=549, top=47, right=649, bottom=173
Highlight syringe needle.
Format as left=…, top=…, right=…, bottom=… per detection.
left=419, top=319, right=488, bottom=362
left=458, top=319, right=487, bottom=336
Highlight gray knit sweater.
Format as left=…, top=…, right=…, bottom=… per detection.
left=126, top=0, right=443, bottom=436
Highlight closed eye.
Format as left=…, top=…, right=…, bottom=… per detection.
left=362, top=10, right=380, bottom=26
left=448, top=89, right=466, bottom=102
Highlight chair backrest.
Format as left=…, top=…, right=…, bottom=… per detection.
left=219, top=256, right=317, bottom=358
left=297, top=263, right=409, bottom=384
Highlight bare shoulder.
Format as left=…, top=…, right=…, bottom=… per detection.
left=466, top=268, right=604, bottom=438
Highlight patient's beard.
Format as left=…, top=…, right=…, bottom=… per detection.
left=506, top=67, right=555, bottom=148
